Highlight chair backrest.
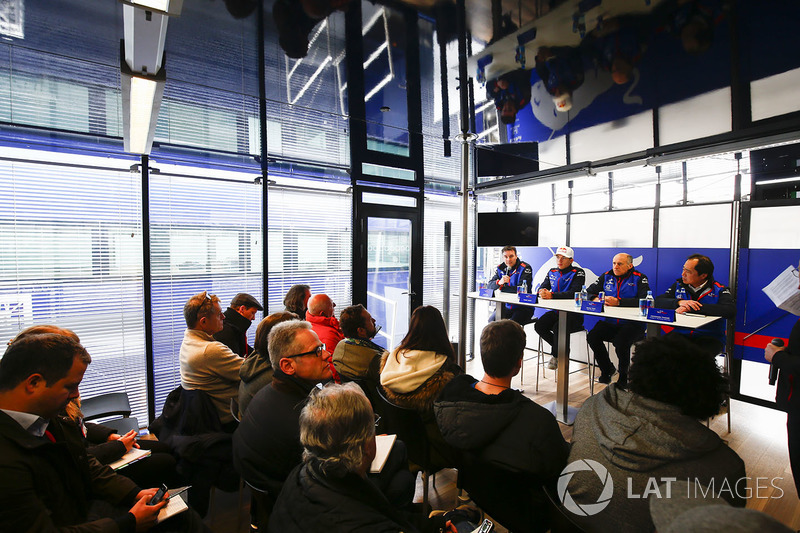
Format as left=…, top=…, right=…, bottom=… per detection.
left=374, top=385, right=430, bottom=470
left=542, top=483, right=591, bottom=533
left=458, top=451, right=549, bottom=533
left=103, top=416, right=140, bottom=435
left=81, top=392, right=131, bottom=421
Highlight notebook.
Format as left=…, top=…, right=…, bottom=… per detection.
left=370, top=434, right=397, bottom=473
left=109, top=448, right=151, bottom=470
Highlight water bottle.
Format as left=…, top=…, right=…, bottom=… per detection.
left=575, top=292, right=582, bottom=308
left=517, top=280, right=528, bottom=295
left=580, top=285, right=588, bottom=303
left=646, top=290, right=655, bottom=310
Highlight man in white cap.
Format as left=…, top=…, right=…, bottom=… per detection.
left=535, top=246, right=585, bottom=369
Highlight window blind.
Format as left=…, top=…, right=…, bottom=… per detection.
left=0, top=151, right=148, bottom=420
left=148, top=164, right=263, bottom=417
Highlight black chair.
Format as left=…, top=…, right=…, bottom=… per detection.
left=103, top=416, right=140, bottom=435
left=374, top=385, right=436, bottom=511
left=457, top=451, right=550, bottom=533
left=245, top=480, right=275, bottom=532
left=542, top=483, right=591, bottom=533
left=81, top=392, right=132, bottom=421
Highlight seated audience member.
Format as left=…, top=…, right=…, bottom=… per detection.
left=586, top=252, right=650, bottom=387
left=655, top=253, right=735, bottom=356
left=0, top=332, right=206, bottom=532
left=180, top=292, right=243, bottom=430
left=650, top=479, right=792, bottom=533
left=269, top=383, right=477, bottom=533
left=233, top=320, right=333, bottom=497
left=380, top=305, right=462, bottom=468
left=487, top=245, right=534, bottom=325
left=565, top=334, right=745, bottom=533
left=214, top=292, right=263, bottom=357
left=284, top=283, right=311, bottom=318
left=238, top=311, right=298, bottom=417
left=11, top=325, right=182, bottom=490
left=535, top=246, right=586, bottom=370
left=306, top=293, right=345, bottom=352
left=234, top=321, right=412, bottom=508
left=332, top=304, right=386, bottom=385
left=66, top=399, right=182, bottom=489
left=435, top=320, right=569, bottom=533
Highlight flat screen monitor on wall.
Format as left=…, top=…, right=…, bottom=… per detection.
left=477, top=212, right=539, bottom=247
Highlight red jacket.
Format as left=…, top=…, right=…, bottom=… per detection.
left=305, top=312, right=345, bottom=352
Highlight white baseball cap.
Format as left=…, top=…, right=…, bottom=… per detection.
left=555, top=246, right=574, bottom=259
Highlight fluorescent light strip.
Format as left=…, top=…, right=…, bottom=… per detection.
left=755, top=175, right=800, bottom=186
left=477, top=125, right=499, bottom=140
left=362, top=8, right=384, bottom=36
left=133, top=0, right=169, bottom=10
left=364, top=42, right=388, bottom=70
left=128, top=76, right=158, bottom=154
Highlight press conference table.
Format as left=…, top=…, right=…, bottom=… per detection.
left=468, top=291, right=722, bottom=424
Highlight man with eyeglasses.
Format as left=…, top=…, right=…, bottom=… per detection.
left=179, top=292, right=244, bottom=431
left=305, top=293, right=345, bottom=353
left=655, top=254, right=735, bottom=356
left=233, top=320, right=334, bottom=499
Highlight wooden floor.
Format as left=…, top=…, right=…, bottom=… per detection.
left=205, top=355, right=800, bottom=532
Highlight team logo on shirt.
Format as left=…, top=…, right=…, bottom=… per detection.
left=557, top=459, right=614, bottom=516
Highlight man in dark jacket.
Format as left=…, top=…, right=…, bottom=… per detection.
left=535, top=245, right=586, bottom=369
left=655, top=253, right=735, bottom=356
left=586, top=252, right=650, bottom=387
left=270, top=383, right=473, bottom=533
left=0, top=332, right=205, bottom=532
left=435, top=320, right=569, bottom=533
left=487, top=245, right=534, bottom=324
left=214, top=292, right=263, bottom=357
left=233, top=320, right=333, bottom=495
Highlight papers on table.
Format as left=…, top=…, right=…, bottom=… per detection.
left=763, top=265, right=800, bottom=316
left=109, top=448, right=151, bottom=470
left=370, top=434, right=397, bottom=473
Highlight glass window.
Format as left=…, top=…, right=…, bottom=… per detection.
left=571, top=176, right=609, bottom=213
left=751, top=67, right=800, bottom=122
left=519, top=181, right=555, bottom=215
left=539, top=215, right=567, bottom=247
left=0, top=151, right=148, bottom=421
left=423, top=194, right=463, bottom=336
left=569, top=111, right=653, bottom=163
left=362, top=163, right=416, bottom=182
left=658, top=160, right=686, bottom=206
left=659, top=204, right=732, bottom=248
left=571, top=210, right=654, bottom=247
left=750, top=205, right=800, bottom=249
left=612, top=166, right=657, bottom=210
left=658, top=88, right=732, bottom=146
left=686, top=153, right=739, bottom=203
left=149, top=165, right=263, bottom=417
left=362, top=2, right=409, bottom=156
left=266, top=185, right=352, bottom=315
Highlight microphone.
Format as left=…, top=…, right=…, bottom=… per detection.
left=769, top=338, right=785, bottom=385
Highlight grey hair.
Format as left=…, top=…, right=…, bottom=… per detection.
left=617, top=253, right=633, bottom=265
left=268, top=320, right=313, bottom=369
left=299, top=382, right=375, bottom=477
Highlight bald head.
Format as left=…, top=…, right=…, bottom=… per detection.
left=307, top=294, right=334, bottom=317
left=612, top=253, right=634, bottom=276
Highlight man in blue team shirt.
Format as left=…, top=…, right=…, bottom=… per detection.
left=488, top=245, right=534, bottom=325
left=586, top=253, right=650, bottom=387
left=655, top=253, right=735, bottom=356
left=535, top=246, right=586, bottom=370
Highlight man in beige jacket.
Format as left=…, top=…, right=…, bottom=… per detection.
left=180, top=291, right=243, bottom=429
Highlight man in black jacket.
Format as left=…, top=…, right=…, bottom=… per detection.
left=214, top=292, right=263, bottom=357
left=0, top=332, right=206, bottom=532
left=435, top=320, right=569, bottom=533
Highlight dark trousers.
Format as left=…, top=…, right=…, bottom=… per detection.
left=490, top=304, right=535, bottom=325
left=534, top=310, right=584, bottom=357
left=587, top=320, right=645, bottom=378
left=788, top=412, right=800, bottom=497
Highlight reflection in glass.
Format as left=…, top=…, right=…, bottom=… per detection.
left=362, top=2, right=409, bottom=156
left=367, top=217, right=411, bottom=350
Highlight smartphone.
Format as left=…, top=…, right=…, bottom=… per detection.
left=470, top=518, right=494, bottom=533
left=148, top=484, right=168, bottom=505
